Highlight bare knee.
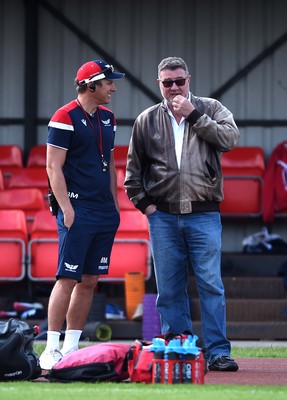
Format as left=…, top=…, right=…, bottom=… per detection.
left=54, top=277, right=78, bottom=293
left=77, top=274, right=99, bottom=292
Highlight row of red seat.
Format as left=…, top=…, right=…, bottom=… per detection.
left=0, top=209, right=151, bottom=283
left=0, top=144, right=129, bottom=186
left=0, top=144, right=283, bottom=284
left=0, top=145, right=132, bottom=227
left=0, top=167, right=133, bottom=218
left=0, top=144, right=266, bottom=217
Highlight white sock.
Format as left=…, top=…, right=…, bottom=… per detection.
left=61, top=329, right=82, bottom=354
left=46, top=331, right=61, bottom=350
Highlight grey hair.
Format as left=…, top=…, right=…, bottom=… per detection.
left=158, top=57, right=189, bottom=77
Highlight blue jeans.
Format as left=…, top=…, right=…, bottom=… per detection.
left=147, top=210, right=231, bottom=363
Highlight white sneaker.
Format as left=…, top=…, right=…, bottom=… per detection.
left=39, top=348, right=63, bottom=370
left=61, top=346, right=78, bottom=356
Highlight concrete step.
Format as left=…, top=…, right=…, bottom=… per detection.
left=225, top=321, right=287, bottom=340
left=221, top=253, right=286, bottom=277
left=188, top=276, right=287, bottom=299
left=226, top=299, right=287, bottom=322
left=81, top=320, right=287, bottom=341
left=191, top=298, right=287, bottom=322
left=193, top=321, right=287, bottom=341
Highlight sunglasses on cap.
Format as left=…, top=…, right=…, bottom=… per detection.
left=160, top=78, right=188, bottom=88
left=78, top=64, right=115, bottom=85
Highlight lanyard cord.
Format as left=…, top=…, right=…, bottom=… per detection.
left=76, top=99, right=107, bottom=169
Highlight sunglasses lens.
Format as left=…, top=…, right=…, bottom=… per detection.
left=176, top=79, right=186, bottom=86
left=162, top=81, right=173, bottom=88
left=162, top=79, right=186, bottom=88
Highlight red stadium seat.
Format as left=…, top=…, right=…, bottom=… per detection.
left=221, top=147, right=265, bottom=217
left=116, top=168, right=134, bottom=210
left=0, top=145, right=23, bottom=188
left=7, top=167, right=49, bottom=208
left=26, top=145, right=47, bottom=168
left=117, top=190, right=135, bottom=210
left=116, top=168, right=125, bottom=190
left=99, top=209, right=151, bottom=282
left=28, top=209, right=151, bottom=283
left=221, top=146, right=265, bottom=176
left=114, top=145, right=128, bottom=170
left=0, top=188, right=46, bottom=234
left=0, top=169, right=4, bottom=191
left=27, top=210, right=58, bottom=282
left=0, top=209, right=28, bottom=281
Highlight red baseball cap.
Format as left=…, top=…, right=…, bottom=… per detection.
left=76, top=60, right=125, bottom=85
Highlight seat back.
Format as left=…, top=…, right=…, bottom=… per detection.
left=0, top=145, right=24, bottom=188
left=0, top=188, right=46, bottom=234
left=8, top=167, right=48, bottom=190
left=116, top=168, right=134, bottom=210
left=28, top=209, right=151, bottom=282
left=26, top=145, right=47, bottom=168
left=221, top=146, right=265, bottom=177
left=221, top=147, right=265, bottom=217
left=100, top=210, right=151, bottom=282
left=114, top=145, right=128, bottom=170
left=27, top=210, right=58, bottom=282
left=7, top=167, right=49, bottom=207
left=0, top=145, right=23, bottom=168
left=117, top=190, right=135, bottom=210
left=0, top=209, right=27, bottom=281
left=0, top=169, right=4, bottom=191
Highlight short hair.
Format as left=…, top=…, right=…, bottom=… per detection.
left=158, top=57, right=189, bottom=77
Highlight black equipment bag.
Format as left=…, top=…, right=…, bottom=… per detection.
left=0, top=318, right=41, bottom=381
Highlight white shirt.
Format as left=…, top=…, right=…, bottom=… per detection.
left=166, top=93, right=191, bottom=169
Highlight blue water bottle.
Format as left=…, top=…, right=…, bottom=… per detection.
left=181, top=335, right=200, bottom=384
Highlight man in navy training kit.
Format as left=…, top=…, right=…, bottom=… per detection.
left=39, top=60, right=125, bottom=370
left=125, top=56, right=239, bottom=372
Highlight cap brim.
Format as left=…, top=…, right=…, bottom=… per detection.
left=86, top=72, right=125, bottom=83
left=85, top=71, right=125, bottom=84
left=106, top=72, right=125, bottom=80
left=88, top=71, right=125, bottom=83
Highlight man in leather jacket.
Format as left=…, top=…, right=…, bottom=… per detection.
left=125, top=56, right=240, bottom=372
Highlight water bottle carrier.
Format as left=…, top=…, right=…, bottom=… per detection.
left=152, top=353, right=205, bottom=384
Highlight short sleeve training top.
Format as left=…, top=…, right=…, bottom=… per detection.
left=47, top=100, right=116, bottom=210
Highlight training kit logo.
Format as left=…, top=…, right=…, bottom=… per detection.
left=81, top=119, right=87, bottom=126
left=64, top=262, right=79, bottom=273
left=68, top=191, right=79, bottom=199
left=101, top=119, right=111, bottom=126
left=98, top=256, right=108, bottom=270
left=4, top=370, right=23, bottom=378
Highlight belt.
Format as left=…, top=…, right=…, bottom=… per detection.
left=156, top=200, right=220, bottom=214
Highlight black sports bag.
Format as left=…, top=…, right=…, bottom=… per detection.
left=0, top=318, right=41, bottom=381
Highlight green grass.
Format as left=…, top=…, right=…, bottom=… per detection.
left=1, top=381, right=287, bottom=400
left=32, top=343, right=287, bottom=359
left=1, top=345, right=287, bottom=400
left=231, top=346, right=287, bottom=358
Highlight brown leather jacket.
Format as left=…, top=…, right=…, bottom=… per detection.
left=124, top=93, right=240, bottom=214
